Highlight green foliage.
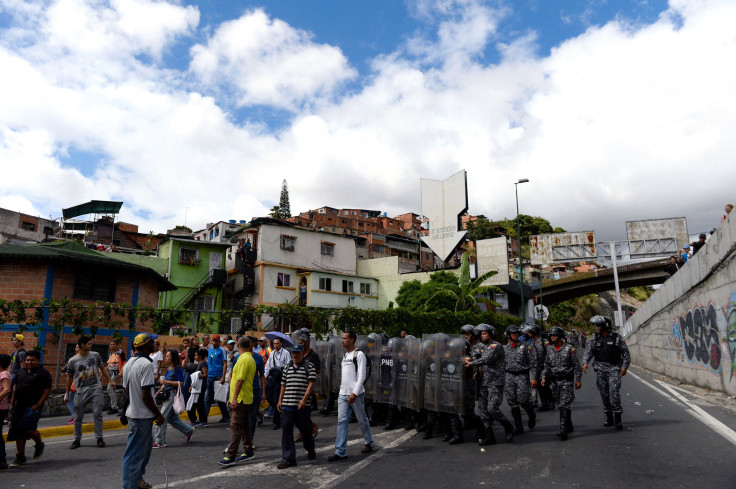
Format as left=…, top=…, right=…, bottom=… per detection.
left=626, top=286, right=654, bottom=302
left=552, top=227, right=567, bottom=233
left=465, top=217, right=502, bottom=241
left=430, top=253, right=502, bottom=312
left=495, top=214, right=554, bottom=242
left=548, top=294, right=602, bottom=331
left=395, top=271, right=458, bottom=312
left=173, top=225, right=192, bottom=233
left=279, top=180, right=291, bottom=218
left=269, top=205, right=286, bottom=220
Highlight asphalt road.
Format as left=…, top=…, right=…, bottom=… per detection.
left=3, top=364, right=736, bottom=489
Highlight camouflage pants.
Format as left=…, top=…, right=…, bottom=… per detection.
left=478, top=384, right=510, bottom=428
left=596, top=366, right=622, bottom=413
left=504, top=372, right=532, bottom=410
left=550, top=379, right=575, bottom=409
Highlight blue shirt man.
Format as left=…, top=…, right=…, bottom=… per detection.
left=205, top=335, right=230, bottom=423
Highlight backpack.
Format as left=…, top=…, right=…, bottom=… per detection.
left=350, top=350, right=372, bottom=382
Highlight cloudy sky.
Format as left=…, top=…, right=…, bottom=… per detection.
left=1, top=0, right=734, bottom=241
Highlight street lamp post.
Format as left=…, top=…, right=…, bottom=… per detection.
left=515, top=178, right=529, bottom=321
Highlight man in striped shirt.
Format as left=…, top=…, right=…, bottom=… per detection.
left=276, top=345, right=316, bottom=469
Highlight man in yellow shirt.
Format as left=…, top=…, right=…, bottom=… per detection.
left=218, top=337, right=256, bottom=467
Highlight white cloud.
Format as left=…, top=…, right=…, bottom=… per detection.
left=0, top=0, right=734, bottom=243
left=189, top=9, right=356, bottom=110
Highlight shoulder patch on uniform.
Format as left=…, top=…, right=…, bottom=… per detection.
left=490, top=345, right=497, bottom=348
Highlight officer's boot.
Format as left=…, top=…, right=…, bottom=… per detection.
left=422, top=412, right=436, bottom=439
left=500, top=419, right=515, bottom=442
left=556, top=408, right=568, bottom=441
left=565, top=409, right=573, bottom=433
left=440, top=415, right=452, bottom=442
left=478, top=423, right=496, bottom=446
left=473, top=415, right=484, bottom=442
left=403, top=409, right=415, bottom=431
left=447, top=417, right=464, bottom=445
left=384, top=407, right=397, bottom=431
left=603, top=411, right=614, bottom=427
left=524, top=405, right=536, bottom=429
left=511, top=407, right=524, bottom=435
left=614, top=412, right=623, bottom=430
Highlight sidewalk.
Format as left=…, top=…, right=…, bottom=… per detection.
left=2, top=407, right=225, bottom=441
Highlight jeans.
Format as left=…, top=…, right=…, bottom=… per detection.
left=121, top=418, right=154, bottom=489
left=205, top=377, right=229, bottom=420
left=155, top=396, right=193, bottom=445
left=335, top=393, right=374, bottom=457
left=107, top=371, right=120, bottom=410
left=282, top=407, right=315, bottom=464
left=74, top=386, right=104, bottom=441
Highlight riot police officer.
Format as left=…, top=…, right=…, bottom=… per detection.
left=541, top=326, right=582, bottom=441
left=526, top=324, right=553, bottom=411
left=503, top=325, right=537, bottom=434
left=460, top=324, right=478, bottom=433
left=464, top=324, right=514, bottom=446
left=583, top=315, right=631, bottom=430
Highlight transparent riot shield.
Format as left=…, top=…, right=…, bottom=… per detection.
left=405, top=335, right=422, bottom=411
left=312, top=340, right=331, bottom=397
left=395, top=337, right=409, bottom=408
left=330, top=335, right=342, bottom=394
left=379, top=337, right=401, bottom=405
left=421, top=334, right=439, bottom=412
left=437, top=334, right=465, bottom=415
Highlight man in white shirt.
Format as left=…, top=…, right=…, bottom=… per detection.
left=264, top=338, right=291, bottom=430
left=328, top=331, right=375, bottom=461
left=149, top=340, right=163, bottom=381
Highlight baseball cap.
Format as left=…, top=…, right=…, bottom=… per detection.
left=291, top=344, right=304, bottom=353
left=212, top=334, right=221, bottom=341
left=227, top=339, right=235, bottom=345
left=259, top=336, right=267, bottom=342
left=133, top=333, right=158, bottom=347
left=14, top=334, right=24, bottom=341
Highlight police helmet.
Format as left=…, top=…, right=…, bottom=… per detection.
left=528, top=324, right=541, bottom=336
left=460, top=324, right=476, bottom=335
left=548, top=326, right=565, bottom=337
left=475, top=323, right=495, bottom=336
left=505, top=325, right=520, bottom=337
left=590, top=315, right=612, bottom=331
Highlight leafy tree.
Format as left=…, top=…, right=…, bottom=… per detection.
left=429, top=253, right=502, bottom=312
left=552, top=227, right=567, bottom=233
left=173, top=225, right=192, bottom=233
left=269, top=205, right=285, bottom=220
left=465, top=216, right=502, bottom=241
left=279, top=179, right=291, bottom=218
left=495, top=215, right=554, bottom=242
left=395, top=271, right=458, bottom=312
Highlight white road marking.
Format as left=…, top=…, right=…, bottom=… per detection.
left=154, top=430, right=416, bottom=489
left=628, top=370, right=736, bottom=447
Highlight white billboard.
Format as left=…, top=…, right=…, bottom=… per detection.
left=420, top=170, right=468, bottom=262
left=476, top=237, right=510, bottom=286
left=626, top=217, right=689, bottom=252
left=529, top=231, right=596, bottom=265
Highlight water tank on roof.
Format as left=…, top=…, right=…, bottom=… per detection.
left=229, top=219, right=236, bottom=224
left=239, top=220, right=246, bottom=224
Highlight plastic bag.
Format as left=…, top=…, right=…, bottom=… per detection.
left=214, top=381, right=229, bottom=404
left=173, top=384, right=186, bottom=414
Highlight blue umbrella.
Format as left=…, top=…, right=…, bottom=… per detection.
left=264, top=331, right=294, bottom=348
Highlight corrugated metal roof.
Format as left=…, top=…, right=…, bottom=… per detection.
left=0, top=241, right=176, bottom=291
left=62, top=200, right=123, bottom=219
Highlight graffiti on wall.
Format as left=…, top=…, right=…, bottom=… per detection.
left=670, top=293, right=736, bottom=381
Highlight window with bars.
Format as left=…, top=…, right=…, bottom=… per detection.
left=321, top=242, right=335, bottom=256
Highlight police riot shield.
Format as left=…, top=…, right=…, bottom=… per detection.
left=330, top=335, right=343, bottom=394
left=394, top=337, right=409, bottom=408
left=312, top=340, right=331, bottom=397
left=421, top=334, right=439, bottom=412
left=379, top=337, right=401, bottom=405
left=405, top=335, right=422, bottom=411
left=354, top=335, right=376, bottom=400
left=437, top=334, right=465, bottom=415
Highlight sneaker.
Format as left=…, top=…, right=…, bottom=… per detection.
left=33, top=442, right=45, bottom=459
left=196, top=422, right=208, bottom=428
left=97, top=438, right=106, bottom=448
left=68, top=417, right=75, bottom=425
left=327, top=454, right=348, bottom=462
left=10, top=455, right=26, bottom=467
left=235, top=452, right=255, bottom=463
left=186, top=430, right=194, bottom=443
left=277, top=460, right=296, bottom=469
left=152, top=442, right=166, bottom=449
left=107, top=408, right=119, bottom=415
left=137, top=480, right=152, bottom=489
left=307, top=450, right=316, bottom=461
left=69, top=440, right=81, bottom=450
left=218, top=457, right=235, bottom=467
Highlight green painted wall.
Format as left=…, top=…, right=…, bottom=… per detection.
left=158, top=239, right=227, bottom=311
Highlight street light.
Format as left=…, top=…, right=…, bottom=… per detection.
left=515, top=178, right=529, bottom=321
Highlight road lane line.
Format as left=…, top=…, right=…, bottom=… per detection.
left=628, top=370, right=736, bottom=447
left=313, top=430, right=416, bottom=489
left=654, top=379, right=736, bottom=447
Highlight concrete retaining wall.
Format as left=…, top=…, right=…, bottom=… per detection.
left=622, top=212, right=736, bottom=395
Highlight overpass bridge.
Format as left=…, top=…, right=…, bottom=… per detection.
left=532, top=258, right=670, bottom=304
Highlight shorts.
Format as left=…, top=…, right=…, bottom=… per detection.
left=6, top=406, right=41, bottom=441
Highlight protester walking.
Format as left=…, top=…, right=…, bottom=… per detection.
left=121, top=334, right=164, bottom=489
left=218, top=337, right=256, bottom=466
left=187, top=349, right=208, bottom=427
left=153, top=349, right=194, bottom=448
left=106, top=338, right=126, bottom=415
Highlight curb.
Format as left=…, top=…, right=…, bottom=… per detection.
left=2, top=407, right=224, bottom=441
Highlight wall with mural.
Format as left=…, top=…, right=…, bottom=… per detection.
left=623, top=212, right=736, bottom=395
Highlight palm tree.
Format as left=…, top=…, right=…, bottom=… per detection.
left=428, top=253, right=502, bottom=312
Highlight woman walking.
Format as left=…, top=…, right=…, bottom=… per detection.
left=187, top=349, right=208, bottom=427
left=153, top=350, right=194, bottom=448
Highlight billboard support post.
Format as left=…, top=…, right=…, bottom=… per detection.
left=609, top=241, right=624, bottom=328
